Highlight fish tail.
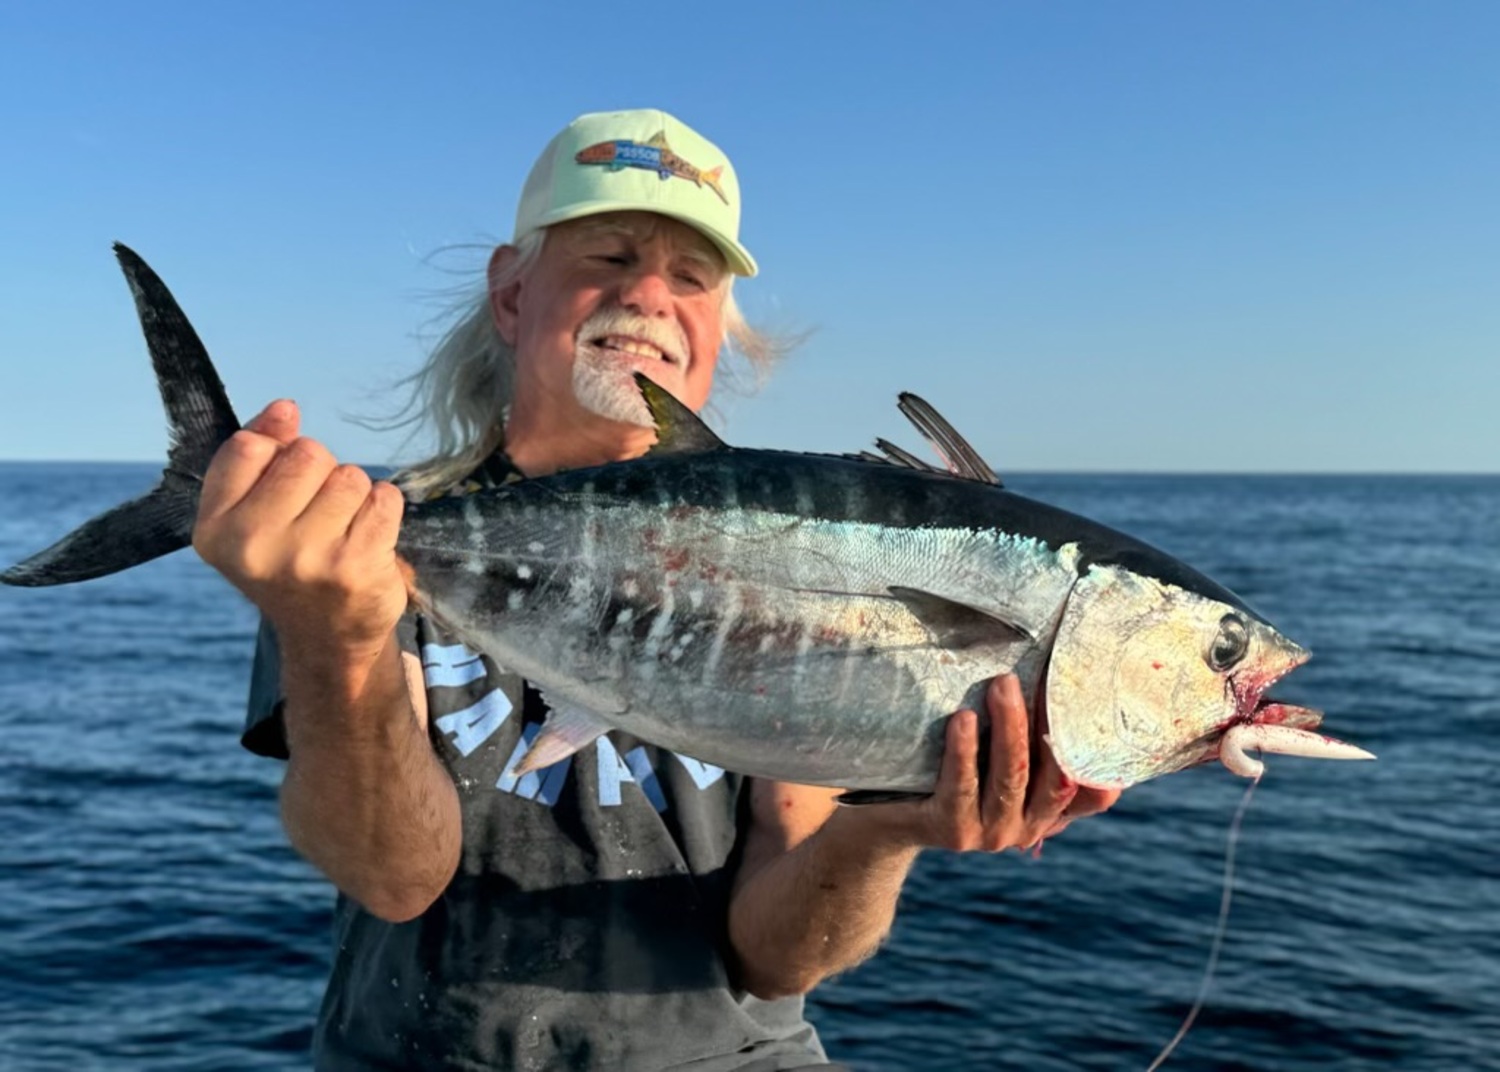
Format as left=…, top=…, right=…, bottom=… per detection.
left=1, top=245, right=240, bottom=587
left=701, top=165, right=729, bottom=205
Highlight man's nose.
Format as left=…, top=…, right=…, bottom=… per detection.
left=617, top=266, right=673, bottom=317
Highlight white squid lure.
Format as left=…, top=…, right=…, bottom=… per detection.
left=1219, top=723, right=1376, bottom=780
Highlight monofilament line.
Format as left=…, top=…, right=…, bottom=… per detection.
left=1144, top=774, right=1260, bottom=1071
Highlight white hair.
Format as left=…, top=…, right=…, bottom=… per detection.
left=386, top=225, right=787, bottom=498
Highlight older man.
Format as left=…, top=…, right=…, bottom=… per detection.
left=198, top=110, right=1116, bottom=1071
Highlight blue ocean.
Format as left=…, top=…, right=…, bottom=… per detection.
left=1, top=465, right=1495, bottom=1071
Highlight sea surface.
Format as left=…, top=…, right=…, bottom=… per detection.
left=0, top=464, right=1495, bottom=1071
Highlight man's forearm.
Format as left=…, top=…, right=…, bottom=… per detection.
left=278, top=631, right=461, bottom=922
left=729, top=806, right=921, bottom=999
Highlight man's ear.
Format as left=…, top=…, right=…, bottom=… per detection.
left=488, top=245, right=523, bottom=346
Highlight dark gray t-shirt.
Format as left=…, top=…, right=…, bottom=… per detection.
left=245, top=609, right=835, bottom=1070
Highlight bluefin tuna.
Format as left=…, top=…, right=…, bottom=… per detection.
left=2, top=246, right=1373, bottom=792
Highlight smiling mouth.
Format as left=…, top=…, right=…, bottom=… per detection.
left=591, top=334, right=679, bottom=367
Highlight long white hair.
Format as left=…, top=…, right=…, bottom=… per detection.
left=385, top=226, right=787, bottom=498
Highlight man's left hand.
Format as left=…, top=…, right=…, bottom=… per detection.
left=860, top=674, right=1120, bottom=854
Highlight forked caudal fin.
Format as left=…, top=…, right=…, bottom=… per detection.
left=1, top=245, right=241, bottom=587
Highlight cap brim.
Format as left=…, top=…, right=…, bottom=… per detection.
left=523, top=200, right=758, bottom=278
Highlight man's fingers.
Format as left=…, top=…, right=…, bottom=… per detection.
left=1024, top=741, right=1078, bottom=835
left=1065, top=786, right=1121, bottom=822
left=198, top=434, right=280, bottom=524
left=932, top=710, right=981, bottom=830
left=295, top=464, right=375, bottom=536
left=196, top=402, right=302, bottom=523
left=346, top=480, right=406, bottom=556
left=237, top=436, right=338, bottom=523
left=980, top=675, right=1029, bottom=831
left=243, top=399, right=300, bottom=444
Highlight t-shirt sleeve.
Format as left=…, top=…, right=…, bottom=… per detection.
left=240, top=615, right=423, bottom=760
left=242, top=616, right=290, bottom=759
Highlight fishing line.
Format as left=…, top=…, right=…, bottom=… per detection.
left=1144, top=773, right=1260, bottom=1071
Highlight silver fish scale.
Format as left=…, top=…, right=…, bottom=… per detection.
left=401, top=481, right=1082, bottom=790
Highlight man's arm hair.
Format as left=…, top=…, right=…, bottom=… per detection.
left=278, top=635, right=462, bottom=922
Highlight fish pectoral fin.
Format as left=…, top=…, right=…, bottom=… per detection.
left=836, top=789, right=932, bottom=807
left=888, top=586, right=1033, bottom=648
left=634, top=374, right=730, bottom=454
left=511, top=703, right=613, bottom=775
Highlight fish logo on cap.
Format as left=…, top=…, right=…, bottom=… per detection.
left=575, top=130, right=730, bottom=206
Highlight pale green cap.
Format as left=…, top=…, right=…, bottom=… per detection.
left=514, top=109, right=757, bottom=277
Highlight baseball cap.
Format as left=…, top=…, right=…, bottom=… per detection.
left=513, top=109, right=757, bottom=277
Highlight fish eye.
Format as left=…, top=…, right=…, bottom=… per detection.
left=1208, top=614, right=1250, bottom=671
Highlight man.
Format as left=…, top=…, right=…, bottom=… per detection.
left=196, top=109, right=1118, bottom=1070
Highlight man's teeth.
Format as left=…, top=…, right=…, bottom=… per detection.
left=599, top=336, right=670, bottom=363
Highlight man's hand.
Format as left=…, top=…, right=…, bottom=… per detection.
left=859, top=674, right=1120, bottom=854
left=192, top=399, right=408, bottom=669
left=192, top=401, right=458, bottom=921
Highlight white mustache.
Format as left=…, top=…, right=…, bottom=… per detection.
left=576, top=307, right=689, bottom=367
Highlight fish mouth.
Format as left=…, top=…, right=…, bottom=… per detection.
left=1231, top=640, right=1313, bottom=728
left=1213, top=647, right=1375, bottom=777
left=1248, top=697, right=1324, bottom=732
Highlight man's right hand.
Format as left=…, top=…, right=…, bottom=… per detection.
left=195, top=402, right=458, bottom=920
left=192, top=400, right=409, bottom=669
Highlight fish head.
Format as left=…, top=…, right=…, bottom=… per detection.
left=1042, top=562, right=1319, bottom=789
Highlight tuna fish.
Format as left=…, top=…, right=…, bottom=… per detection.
left=2, top=246, right=1373, bottom=792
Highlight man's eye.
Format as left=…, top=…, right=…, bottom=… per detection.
left=676, top=271, right=707, bottom=289
left=592, top=254, right=629, bottom=266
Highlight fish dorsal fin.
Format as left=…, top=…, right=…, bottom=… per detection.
left=845, top=440, right=946, bottom=474
left=888, top=586, right=1033, bottom=647
left=634, top=373, right=729, bottom=454
left=646, top=130, right=670, bottom=149
left=511, top=700, right=612, bottom=776
left=873, top=438, right=939, bottom=472
left=896, top=393, right=1001, bottom=486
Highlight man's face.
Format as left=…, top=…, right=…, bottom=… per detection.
left=492, top=212, right=729, bottom=440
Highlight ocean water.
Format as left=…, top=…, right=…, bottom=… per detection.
left=0, top=464, right=1495, bottom=1071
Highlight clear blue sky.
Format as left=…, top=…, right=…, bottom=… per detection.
left=2, top=2, right=1496, bottom=471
